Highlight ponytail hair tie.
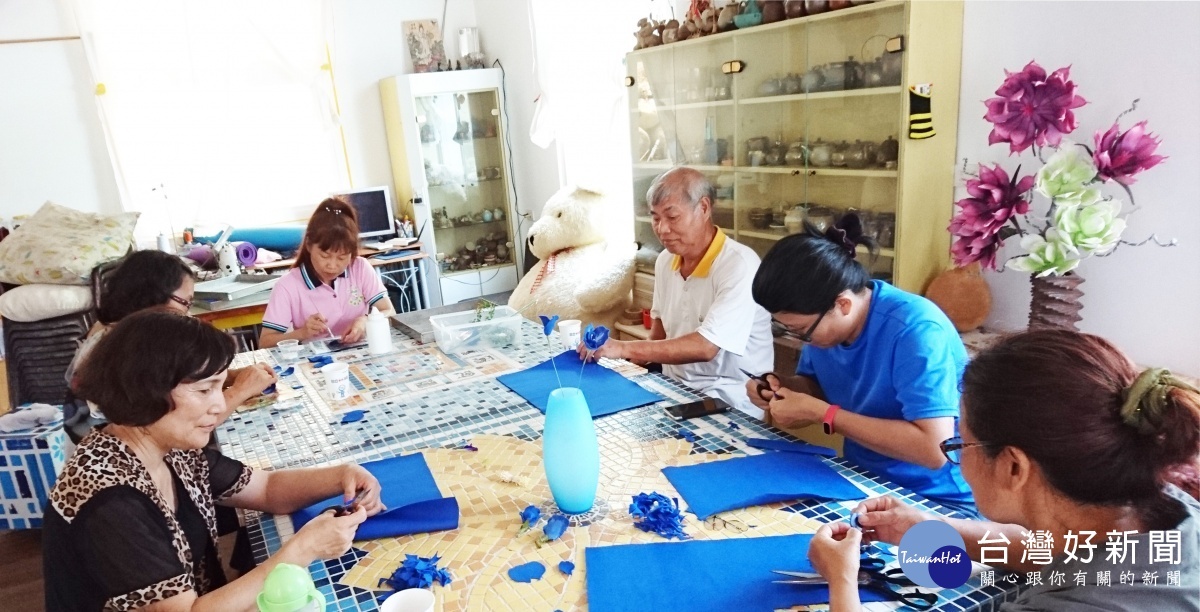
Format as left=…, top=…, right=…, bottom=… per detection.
left=823, top=213, right=865, bottom=259
left=1119, top=368, right=1199, bottom=435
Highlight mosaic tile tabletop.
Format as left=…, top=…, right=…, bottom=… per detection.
left=219, top=322, right=1023, bottom=611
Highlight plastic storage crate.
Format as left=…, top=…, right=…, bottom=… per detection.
left=0, top=418, right=67, bottom=529
left=429, top=305, right=523, bottom=354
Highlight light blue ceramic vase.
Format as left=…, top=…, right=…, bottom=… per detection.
left=542, top=387, right=599, bottom=514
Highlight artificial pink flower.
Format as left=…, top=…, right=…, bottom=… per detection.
left=984, top=61, right=1087, bottom=154
left=1092, top=120, right=1166, bottom=185
left=948, top=164, right=1035, bottom=269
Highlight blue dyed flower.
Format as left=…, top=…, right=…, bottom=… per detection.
left=629, top=492, right=690, bottom=540
left=558, top=560, right=575, bottom=576
left=539, top=314, right=560, bottom=337
left=518, top=505, right=541, bottom=534
left=537, top=514, right=569, bottom=547
left=677, top=428, right=697, bottom=443
left=378, top=553, right=452, bottom=590
left=582, top=324, right=610, bottom=352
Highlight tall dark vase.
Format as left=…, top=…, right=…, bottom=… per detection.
left=1028, top=272, right=1084, bottom=331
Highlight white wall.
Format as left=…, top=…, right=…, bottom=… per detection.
left=472, top=0, right=563, bottom=238
left=330, top=0, right=481, bottom=194
left=0, top=0, right=121, bottom=218
left=957, top=1, right=1200, bottom=373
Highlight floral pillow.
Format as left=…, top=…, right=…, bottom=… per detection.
left=0, top=202, right=139, bottom=285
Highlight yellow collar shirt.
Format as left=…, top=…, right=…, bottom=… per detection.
left=651, top=229, right=775, bottom=418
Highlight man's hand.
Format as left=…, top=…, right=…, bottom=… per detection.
left=577, top=337, right=627, bottom=362
left=767, top=386, right=829, bottom=428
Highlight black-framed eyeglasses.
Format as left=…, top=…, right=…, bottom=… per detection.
left=939, top=436, right=990, bottom=465
left=168, top=294, right=193, bottom=309
left=771, top=308, right=829, bottom=343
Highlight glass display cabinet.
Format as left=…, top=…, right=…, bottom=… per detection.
left=626, top=0, right=964, bottom=293
left=380, top=69, right=521, bottom=306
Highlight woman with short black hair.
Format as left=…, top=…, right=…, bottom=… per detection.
left=748, top=215, right=975, bottom=515
left=44, top=311, right=383, bottom=611
left=64, top=250, right=276, bottom=440
left=809, top=330, right=1200, bottom=611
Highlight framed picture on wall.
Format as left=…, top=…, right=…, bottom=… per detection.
left=403, top=20, right=446, bottom=73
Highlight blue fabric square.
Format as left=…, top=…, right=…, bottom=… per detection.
left=291, top=453, right=458, bottom=539
left=497, top=350, right=662, bottom=418
left=585, top=534, right=889, bottom=611
left=662, top=452, right=866, bottom=519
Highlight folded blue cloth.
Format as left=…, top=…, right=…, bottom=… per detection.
left=585, top=534, right=889, bottom=611
left=497, top=350, right=662, bottom=417
left=662, top=451, right=866, bottom=519
left=745, top=437, right=838, bottom=457
left=291, top=453, right=458, bottom=539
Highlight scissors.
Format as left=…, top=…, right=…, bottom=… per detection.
left=322, top=489, right=367, bottom=517
left=772, top=557, right=938, bottom=610
left=739, top=368, right=782, bottom=401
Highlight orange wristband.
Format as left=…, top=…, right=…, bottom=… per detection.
left=822, top=404, right=841, bottom=435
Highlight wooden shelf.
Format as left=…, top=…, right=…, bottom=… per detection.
left=740, top=86, right=902, bottom=105
left=613, top=321, right=652, bottom=340
left=734, top=166, right=897, bottom=178
left=639, top=99, right=735, bottom=112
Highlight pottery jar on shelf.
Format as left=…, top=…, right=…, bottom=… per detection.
left=784, top=206, right=807, bottom=234
left=879, top=135, right=900, bottom=166
left=846, top=140, right=869, bottom=169
left=785, top=141, right=808, bottom=166
left=784, top=0, right=807, bottom=18
left=801, top=66, right=824, bottom=93
left=806, top=205, right=836, bottom=233
left=761, top=0, right=786, bottom=23
left=804, top=0, right=829, bottom=15
left=808, top=139, right=832, bottom=167
left=830, top=141, right=850, bottom=167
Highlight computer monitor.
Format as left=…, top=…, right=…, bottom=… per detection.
left=333, top=186, right=395, bottom=239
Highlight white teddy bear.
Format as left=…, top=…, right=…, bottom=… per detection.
left=509, top=186, right=636, bottom=329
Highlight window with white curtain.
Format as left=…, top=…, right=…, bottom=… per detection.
left=73, top=0, right=348, bottom=240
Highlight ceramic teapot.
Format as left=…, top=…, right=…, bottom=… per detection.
left=808, top=139, right=832, bottom=167
left=785, top=141, right=808, bottom=166
left=761, top=0, right=786, bottom=23
left=801, top=66, right=824, bottom=93
left=718, top=3, right=739, bottom=31
left=784, top=0, right=807, bottom=18
left=879, top=135, right=900, bottom=165
left=784, top=73, right=803, bottom=94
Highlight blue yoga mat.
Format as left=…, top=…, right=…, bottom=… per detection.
left=291, top=453, right=459, bottom=540
left=585, top=534, right=890, bottom=611
left=197, top=226, right=306, bottom=252
left=662, top=451, right=866, bottom=519
left=496, top=350, right=662, bottom=418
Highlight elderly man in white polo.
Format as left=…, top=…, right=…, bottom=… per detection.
left=580, top=167, right=774, bottom=417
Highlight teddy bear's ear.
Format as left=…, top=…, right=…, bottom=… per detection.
left=571, top=182, right=605, bottom=198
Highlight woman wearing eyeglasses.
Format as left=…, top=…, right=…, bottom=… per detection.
left=808, top=330, right=1200, bottom=611
left=64, top=250, right=276, bottom=441
left=747, top=215, right=975, bottom=516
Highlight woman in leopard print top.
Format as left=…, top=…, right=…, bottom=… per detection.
left=44, top=311, right=385, bottom=611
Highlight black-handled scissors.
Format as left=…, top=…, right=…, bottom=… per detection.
left=773, top=556, right=938, bottom=610
left=739, top=368, right=782, bottom=401
left=322, top=489, right=367, bottom=517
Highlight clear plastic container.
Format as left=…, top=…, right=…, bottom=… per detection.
left=429, top=305, right=523, bottom=354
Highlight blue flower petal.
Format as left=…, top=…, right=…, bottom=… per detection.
left=582, top=324, right=611, bottom=351
left=279, top=366, right=295, bottom=377
left=677, top=428, right=697, bottom=443
left=558, top=560, right=575, bottom=576
left=629, top=492, right=690, bottom=540
left=538, top=314, right=560, bottom=336
left=508, top=561, right=546, bottom=583
left=543, top=514, right=569, bottom=541
left=263, top=383, right=277, bottom=395
left=518, top=505, right=541, bottom=532
left=340, top=410, right=365, bottom=424
left=381, top=553, right=452, bottom=590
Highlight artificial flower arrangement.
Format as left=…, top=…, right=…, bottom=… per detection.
left=949, top=61, right=1170, bottom=277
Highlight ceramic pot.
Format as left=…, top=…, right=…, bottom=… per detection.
left=879, top=135, right=900, bottom=165
left=806, top=206, right=836, bottom=232
left=761, top=0, right=786, bottom=23
left=785, top=141, right=808, bottom=166
left=784, top=0, right=807, bottom=18
left=801, top=67, right=824, bottom=93
left=767, top=137, right=787, bottom=166
left=718, top=4, right=739, bottom=31
left=809, top=139, right=832, bottom=167
left=863, top=58, right=886, bottom=88
left=748, top=208, right=771, bottom=229
left=803, top=0, right=829, bottom=15
left=829, top=0, right=852, bottom=9
left=846, top=140, right=868, bottom=169
left=925, top=263, right=992, bottom=332
left=880, top=51, right=903, bottom=86
left=784, top=207, right=806, bottom=234
left=758, top=78, right=782, bottom=96
left=830, top=141, right=850, bottom=167
left=783, top=73, right=803, bottom=94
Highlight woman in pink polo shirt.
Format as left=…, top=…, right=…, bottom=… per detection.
left=260, top=199, right=394, bottom=348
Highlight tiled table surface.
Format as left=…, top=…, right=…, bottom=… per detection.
left=217, top=322, right=1022, bottom=611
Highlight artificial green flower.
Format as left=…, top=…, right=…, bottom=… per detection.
left=1007, top=230, right=1082, bottom=277
left=1054, top=198, right=1126, bottom=255
left=1035, top=143, right=1101, bottom=206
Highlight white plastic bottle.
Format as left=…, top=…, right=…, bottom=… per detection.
left=366, top=306, right=393, bottom=355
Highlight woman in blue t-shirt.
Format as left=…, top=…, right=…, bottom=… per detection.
left=747, top=214, right=975, bottom=515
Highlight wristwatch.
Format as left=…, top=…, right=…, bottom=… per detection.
left=822, top=404, right=841, bottom=435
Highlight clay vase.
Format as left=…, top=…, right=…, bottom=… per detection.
left=761, top=0, right=786, bottom=23
left=925, top=263, right=992, bottom=332
left=784, top=0, right=807, bottom=18
left=1029, top=272, right=1085, bottom=331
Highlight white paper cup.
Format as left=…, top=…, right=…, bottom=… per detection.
left=379, top=588, right=435, bottom=612
left=277, top=339, right=301, bottom=360
left=557, top=319, right=582, bottom=349
left=321, top=362, right=351, bottom=401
